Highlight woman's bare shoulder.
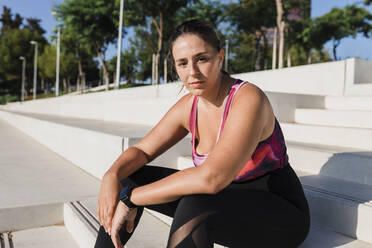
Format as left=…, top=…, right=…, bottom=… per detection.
left=234, top=81, right=268, bottom=105
left=171, top=92, right=194, bottom=131
left=234, top=81, right=275, bottom=138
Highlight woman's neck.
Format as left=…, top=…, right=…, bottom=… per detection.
left=199, top=73, right=235, bottom=108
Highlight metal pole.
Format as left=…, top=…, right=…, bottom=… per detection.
left=164, top=58, right=167, bottom=84
left=19, top=57, right=26, bottom=102
left=115, top=0, right=124, bottom=89
left=22, top=58, right=26, bottom=102
left=31, top=41, right=38, bottom=100
left=224, top=39, right=229, bottom=72
left=152, top=54, right=155, bottom=85
left=56, top=25, right=61, bottom=96
left=272, top=27, right=277, bottom=70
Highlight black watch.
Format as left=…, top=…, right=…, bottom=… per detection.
left=119, top=186, right=138, bottom=210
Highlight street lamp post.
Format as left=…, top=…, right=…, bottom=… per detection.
left=30, top=41, right=38, bottom=100
left=52, top=11, right=61, bottom=96
left=19, top=56, right=26, bottom=102
left=225, top=39, right=229, bottom=72
left=115, top=0, right=124, bottom=89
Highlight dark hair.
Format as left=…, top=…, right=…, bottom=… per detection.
left=169, top=19, right=221, bottom=56
left=168, top=19, right=228, bottom=94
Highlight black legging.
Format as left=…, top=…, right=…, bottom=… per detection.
left=94, top=162, right=310, bottom=248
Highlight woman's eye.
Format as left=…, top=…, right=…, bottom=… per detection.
left=198, top=57, right=209, bottom=62
left=177, top=62, right=187, bottom=67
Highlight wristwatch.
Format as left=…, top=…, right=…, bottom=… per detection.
left=119, top=186, right=138, bottom=210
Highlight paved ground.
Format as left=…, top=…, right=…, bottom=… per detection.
left=0, top=118, right=100, bottom=211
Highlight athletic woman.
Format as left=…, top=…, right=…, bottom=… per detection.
left=94, top=19, right=310, bottom=248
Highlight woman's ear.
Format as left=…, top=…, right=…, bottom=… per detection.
left=218, top=49, right=225, bottom=69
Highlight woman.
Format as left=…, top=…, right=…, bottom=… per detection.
left=95, top=19, right=310, bottom=248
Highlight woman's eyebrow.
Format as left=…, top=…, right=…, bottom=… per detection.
left=175, top=52, right=209, bottom=62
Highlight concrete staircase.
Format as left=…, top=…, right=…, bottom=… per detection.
left=1, top=92, right=372, bottom=247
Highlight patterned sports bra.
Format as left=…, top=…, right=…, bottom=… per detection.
left=190, top=79, right=289, bottom=182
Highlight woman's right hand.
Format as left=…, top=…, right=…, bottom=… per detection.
left=97, top=172, right=121, bottom=235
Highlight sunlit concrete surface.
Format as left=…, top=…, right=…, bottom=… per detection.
left=0, top=118, right=100, bottom=232
left=10, top=224, right=79, bottom=248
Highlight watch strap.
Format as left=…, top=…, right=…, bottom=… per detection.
left=119, top=186, right=138, bottom=210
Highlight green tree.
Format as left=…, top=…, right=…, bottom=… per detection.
left=227, top=0, right=276, bottom=71
left=133, top=0, right=197, bottom=84
left=128, top=0, right=225, bottom=83
left=108, top=47, right=138, bottom=84
left=56, top=0, right=121, bottom=90
left=0, top=6, right=47, bottom=96
left=316, top=5, right=372, bottom=60
left=0, top=28, right=45, bottom=95
left=0, top=6, right=23, bottom=36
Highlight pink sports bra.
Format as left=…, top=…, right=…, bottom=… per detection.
left=190, top=79, right=289, bottom=182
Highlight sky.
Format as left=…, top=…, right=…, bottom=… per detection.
left=1, top=0, right=372, bottom=61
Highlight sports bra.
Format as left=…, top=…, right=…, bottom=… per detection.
left=190, top=79, right=289, bottom=182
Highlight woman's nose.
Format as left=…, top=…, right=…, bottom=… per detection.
left=189, top=61, right=199, bottom=75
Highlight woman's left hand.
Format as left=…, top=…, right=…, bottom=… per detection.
left=110, top=201, right=138, bottom=248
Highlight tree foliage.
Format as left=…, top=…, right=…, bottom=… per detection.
left=56, top=0, right=121, bottom=89
left=0, top=8, right=47, bottom=95
left=314, top=5, right=372, bottom=60
left=1, top=0, right=372, bottom=98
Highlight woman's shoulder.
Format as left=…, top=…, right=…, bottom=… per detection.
left=233, top=81, right=267, bottom=106
left=169, top=92, right=194, bottom=131
left=233, top=81, right=275, bottom=137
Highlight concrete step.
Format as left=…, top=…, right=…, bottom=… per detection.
left=0, top=110, right=190, bottom=180
left=178, top=156, right=372, bottom=244
left=3, top=109, right=372, bottom=246
left=281, top=122, right=372, bottom=151
left=0, top=118, right=100, bottom=233
left=0, top=225, right=79, bottom=248
left=294, top=108, right=372, bottom=129
left=300, top=224, right=372, bottom=248
left=66, top=198, right=226, bottom=248
left=324, top=96, right=372, bottom=111
left=286, top=141, right=372, bottom=186
left=66, top=199, right=372, bottom=248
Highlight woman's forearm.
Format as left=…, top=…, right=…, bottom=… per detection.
left=130, top=166, right=216, bottom=206
left=106, top=146, right=149, bottom=182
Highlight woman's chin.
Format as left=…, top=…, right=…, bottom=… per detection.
left=189, top=88, right=205, bottom=96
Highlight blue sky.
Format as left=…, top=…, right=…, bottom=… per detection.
left=1, top=0, right=372, bottom=61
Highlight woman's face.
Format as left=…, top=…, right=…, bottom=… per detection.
left=172, top=34, right=224, bottom=96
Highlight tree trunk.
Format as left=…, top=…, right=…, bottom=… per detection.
left=62, top=78, right=66, bottom=93
left=164, top=58, right=167, bottom=84
left=41, top=78, right=45, bottom=93
left=333, top=40, right=340, bottom=61
left=262, top=31, right=268, bottom=70
left=94, top=42, right=109, bottom=90
left=287, top=49, right=292, bottom=67
left=272, top=27, right=278, bottom=69
left=76, top=74, right=80, bottom=92
left=77, top=57, right=86, bottom=93
left=275, top=0, right=285, bottom=69
left=152, top=54, right=156, bottom=85
left=306, top=50, right=312, bottom=64
left=152, top=12, right=164, bottom=85
left=253, top=31, right=261, bottom=71
left=67, top=77, right=71, bottom=93
left=286, top=27, right=291, bottom=67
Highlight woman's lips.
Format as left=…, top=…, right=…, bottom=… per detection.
left=190, top=81, right=203, bottom=85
